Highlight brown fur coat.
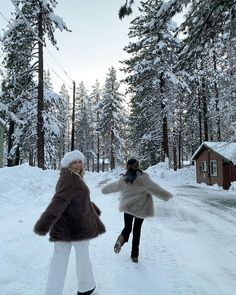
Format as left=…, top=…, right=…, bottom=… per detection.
left=34, top=168, right=105, bottom=241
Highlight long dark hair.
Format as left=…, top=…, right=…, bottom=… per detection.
left=121, top=158, right=143, bottom=184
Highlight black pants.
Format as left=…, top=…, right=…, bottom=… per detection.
left=121, top=213, right=144, bottom=257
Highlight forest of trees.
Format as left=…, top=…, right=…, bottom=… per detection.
left=1, top=0, right=236, bottom=171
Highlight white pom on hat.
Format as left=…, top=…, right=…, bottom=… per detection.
left=60, top=150, right=85, bottom=168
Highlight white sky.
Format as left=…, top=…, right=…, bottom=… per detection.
left=0, top=0, right=142, bottom=94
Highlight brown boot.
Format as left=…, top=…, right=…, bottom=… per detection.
left=114, top=234, right=125, bottom=253
left=130, top=256, right=138, bottom=263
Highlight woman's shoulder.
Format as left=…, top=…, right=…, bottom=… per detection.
left=134, top=171, right=150, bottom=184
left=59, top=169, right=83, bottom=184
left=60, top=168, right=83, bottom=179
left=136, top=171, right=149, bottom=179
left=56, top=169, right=73, bottom=185
left=60, top=168, right=72, bottom=176
left=118, top=171, right=150, bottom=186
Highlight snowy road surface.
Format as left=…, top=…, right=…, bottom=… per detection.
left=0, top=165, right=236, bottom=295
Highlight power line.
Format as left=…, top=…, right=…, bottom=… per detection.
left=45, top=47, right=74, bottom=83
left=0, top=9, right=73, bottom=90
left=9, top=0, right=74, bottom=83
left=0, top=12, right=9, bottom=23
left=45, top=61, right=73, bottom=90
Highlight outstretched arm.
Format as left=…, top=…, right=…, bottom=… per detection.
left=101, top=180, right=120, bottom=194
left=34, top=175, right=76, bottom=235
left=145, top=175, right=173, bottom=201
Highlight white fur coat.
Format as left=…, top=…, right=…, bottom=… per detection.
left=101, top=172, right=173, bottom=219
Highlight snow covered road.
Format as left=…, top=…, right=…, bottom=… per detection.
left=152, top=185, right=236, bottom=295
left=1, top=165, right=236, bottom=295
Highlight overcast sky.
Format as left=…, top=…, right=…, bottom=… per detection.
left=0, top=0, right=141, bottom=93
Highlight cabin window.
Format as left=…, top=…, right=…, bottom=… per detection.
left=201, top=161, right=207, bottom=171
left=210, top=160, right=217, bottom=176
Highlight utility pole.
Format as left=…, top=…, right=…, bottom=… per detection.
left=71, top=81, right=76, bottom=151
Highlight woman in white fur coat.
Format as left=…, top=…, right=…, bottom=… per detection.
left=101, top=158, right=173, bottom=263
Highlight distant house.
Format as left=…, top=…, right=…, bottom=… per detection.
left=0, top=118, right=6, bottom=168
left=191, top=142, right=236, bottom=190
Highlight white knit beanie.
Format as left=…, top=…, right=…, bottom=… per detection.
left=60, top=150, right=85, bottom=168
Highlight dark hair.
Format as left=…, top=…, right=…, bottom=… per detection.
left=121, top=158, right=143, bottom=184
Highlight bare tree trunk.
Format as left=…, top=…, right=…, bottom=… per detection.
left=37, top=8, right=45, bottom=169
left=110, top=128, right=115, bottom=170
left=213, top=52, right=221, bottom=141
left=95, top=89, right=101, bottom=172
left=71, top=81, right=75, bottom=151
left=160, top=72, right=169, bottom=160
left=7, top=120, right=14, bottom=167
left=201, top=77, right=208, bottom=141
left=15, top=146, right=20, bottom=165
left=102, top=150, right=105, bottom=172
left=29, top=150, right=34, bottom=166
left=178, top=117, right=182, bottom=169
left=173, top=143, right=177, bottom=171
left=96, top=134, right=100, bottom=172
left=85, top=122, right=90, bottom=171
left=198, top=90, right=202, bottom=145
left=86, top=155, right=90, bottom=171
left=92, top=157, right=95, bottom=172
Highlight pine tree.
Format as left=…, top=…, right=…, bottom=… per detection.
left=123, top=0, right=187, bottom=167
left=91, top=80, right=102, bottom=172
left=121, top=0, right=236, bottom=162
left=2, top=0, right=70, bottom=169
left=43, top=70, right=68, bottom=169
left=58, top=83, right=71, bottom=157
left=99, top=67, right=126, bottom=170
left=1, top=12, right=36, bottom=166
left=75, top=82, right=95, bottom=170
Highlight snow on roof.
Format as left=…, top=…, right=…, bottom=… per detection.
left=191, top=141, right=236, bottom=165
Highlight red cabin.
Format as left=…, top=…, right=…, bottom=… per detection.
left=191, top=142, right=236, bottom=190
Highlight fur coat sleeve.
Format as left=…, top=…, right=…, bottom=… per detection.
left=101, top=180, right=121, bottom=194
left=91, top=201, right=101, bottom=216
left=144, top=174, right=173, bottom=201
left=34, top=174, right=85, bottom=236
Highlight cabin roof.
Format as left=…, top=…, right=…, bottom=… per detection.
left=191, top=141, right=236, bottom=165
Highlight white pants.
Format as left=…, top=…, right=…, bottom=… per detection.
left=45, top=241, right=95, bottom=295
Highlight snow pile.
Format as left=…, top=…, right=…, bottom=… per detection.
left=229, top=181, right=236, bottom=192
left=0, top=164, right=58, bottom=208
left=146, top=162, right=196, bottom=187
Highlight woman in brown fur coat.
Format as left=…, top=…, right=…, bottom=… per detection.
left=101, top=158, right=172, bottom=263
left=34, top=150, right=105, bottom=295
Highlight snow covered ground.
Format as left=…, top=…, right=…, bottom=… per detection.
left=1, top=164, right=236, bottom=295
